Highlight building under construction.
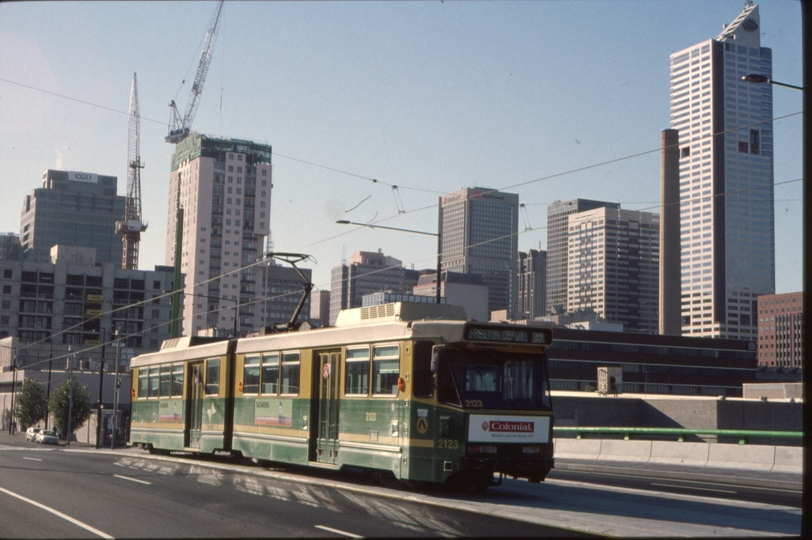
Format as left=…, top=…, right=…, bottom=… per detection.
left=165, top=134, right=273, bottom=337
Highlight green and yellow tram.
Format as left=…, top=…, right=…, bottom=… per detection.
left=129, top=302, right=554, bottom=488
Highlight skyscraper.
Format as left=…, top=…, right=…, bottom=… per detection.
left=20, top=170, right=125, bottom=266
left=517, top=249, right=546, bottom=320
left=567, top=207, right=660, bottom=333
left=440, top=187, right=519, bottom=315
left=669, top=1, right=775, bottom=339
left=546, top=199, right=619, bottom=315
left=165, top=135, right=273, bottom=337
left=328, top=250, right=418, bottom=326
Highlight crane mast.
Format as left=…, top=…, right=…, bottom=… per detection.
left=166, top=0, right=225, bottom=144
left=116, top=72, right=148, bottom=270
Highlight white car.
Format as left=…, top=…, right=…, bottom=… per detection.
left=25, top=427, right=41, bottom=442
left=35, top=430, right=59, bottom=445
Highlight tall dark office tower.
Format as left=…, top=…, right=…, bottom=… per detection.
left=518, top=249, right=546, bottom=320
left=20, top=170, right=125, bottom=266
left=440, top=187, right=519, bottom=315
left=546, top=199, right=619, bottom=315
left=670, top=1, right=775, bottom=339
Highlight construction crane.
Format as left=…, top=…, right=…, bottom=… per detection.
left=166, top=0, right=225, bottom=144
left=116, top=72, right=148, bottom=270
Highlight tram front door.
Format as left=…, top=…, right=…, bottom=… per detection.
left=311, top=350, right=341, bottom=464
left=186, top=362, right=204, bottom=449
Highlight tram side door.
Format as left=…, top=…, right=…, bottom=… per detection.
left=311, top=350, right=341, bottom=464
left=186, top=362, right=204, bottom=449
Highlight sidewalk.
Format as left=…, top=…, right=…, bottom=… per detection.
left=554, top=457, right=803, bottom=491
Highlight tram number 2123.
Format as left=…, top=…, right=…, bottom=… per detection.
left=437, top=439, right=459, bottom=450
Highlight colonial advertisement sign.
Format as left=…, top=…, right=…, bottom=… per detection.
left=468, top=415, right=550, bottom=443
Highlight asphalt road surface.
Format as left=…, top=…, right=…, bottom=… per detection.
left=0, top=435, right=801, bottom=537
left=0, top=442, right=588, bottom=538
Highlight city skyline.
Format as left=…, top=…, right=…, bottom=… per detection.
left=0, top=1, right=802, bottom=295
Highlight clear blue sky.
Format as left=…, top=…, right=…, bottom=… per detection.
left=0, top=1, right=802, bottom=294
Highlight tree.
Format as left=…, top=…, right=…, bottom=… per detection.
left=48, top=373, right=92, bottom=440
left=14, top=378, right=48, bottom=430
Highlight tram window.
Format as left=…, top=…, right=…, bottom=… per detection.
left=205, top=359, right=220, bottom=396
left=345, top=347, right=370, bottom=396
left=148, top=367, right=159, bottom=398
left=137, top=369, right=148, bottom=399
left=261, top=353, right=279, bottom=395
left=172, top=364, right=183, bottom=397
left=243, top=355, right=260, bottom=394
left=160, top=366, right=172, bottom=397
left=373, top=345, right=399, bottom=396
left=412, top=341, right=434, bottom=398
left=281, top=352, right=300, bottom=395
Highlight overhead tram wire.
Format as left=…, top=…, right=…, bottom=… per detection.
left=1, top=78, right=800, bottom=309
left=0, top=76, right=800, bottom=203
left=15, top=171, right=801, bottom=371
left=13, top=255, right=275, bottom=357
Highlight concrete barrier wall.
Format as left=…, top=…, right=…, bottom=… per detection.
left=551, top=393, right=803, bottom=436
left=554, top=438, right=802, bottom=474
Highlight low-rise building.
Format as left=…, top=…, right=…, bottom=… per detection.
left=757, top=292, right=803, bottom=368
left=0, top=247, right=175, bottom=349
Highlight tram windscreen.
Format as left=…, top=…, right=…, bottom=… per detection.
left=437, top=350, right=551, bottom=411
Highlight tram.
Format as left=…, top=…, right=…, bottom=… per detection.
left=129, top=302, right=554, bottom=488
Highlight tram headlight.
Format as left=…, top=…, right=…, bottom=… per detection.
left=522, top=446, right=541, bottom=454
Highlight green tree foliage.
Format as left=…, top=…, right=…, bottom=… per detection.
left=14, top=378, right=48, bottom=430
left=48, top=373, right=92, bottom=439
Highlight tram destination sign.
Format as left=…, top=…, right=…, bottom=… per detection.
left=464, top=324, right=552, bottom=345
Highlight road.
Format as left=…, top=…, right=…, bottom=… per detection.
left=0, top=436, right=801, bottom=537
left=0, top=440, right=586, bottom=538
left=547, top=465, right=802, bottom=508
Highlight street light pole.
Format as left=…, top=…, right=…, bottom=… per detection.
left=112, top=328, right=121, bottom=449
left=8, top=354, right=16, bottom=434
left=336, top=213, right=443, bottom=304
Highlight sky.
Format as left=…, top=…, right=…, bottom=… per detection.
left=0, top=1, right=803, bottom=295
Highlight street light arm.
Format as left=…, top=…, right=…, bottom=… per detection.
left=742, top=74, right=803, bottom=91
left=335, top=220, right=438, bottom=236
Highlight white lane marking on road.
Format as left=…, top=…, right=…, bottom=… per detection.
left=22, top=457, right=42, bottom=461
left=314, top=525, right=364, bottom=538
left=0, top=486, right=114, bottom=539
left=650, top=482, right=736, bottom=494
left=113, top=474, right=152, bottom=485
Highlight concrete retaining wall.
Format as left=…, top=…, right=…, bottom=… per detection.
left=554, top=438, right=802, bottom=474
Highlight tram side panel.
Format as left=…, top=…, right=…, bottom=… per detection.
left=130, top=351, right=232, bottom=454
left=331, top=342, right=404, bottom=478
left=130, top=363, right=186, bottom=451
left=231, top=349, right=311, bottom=465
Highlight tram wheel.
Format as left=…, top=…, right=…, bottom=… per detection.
left=470, top=471, right=495, bottom=491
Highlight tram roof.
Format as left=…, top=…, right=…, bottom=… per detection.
left=130, top=336, right=232, bottom=367
left=235, top=303, right=470, bottom=354
left=334, top=302, right=467, bottom=327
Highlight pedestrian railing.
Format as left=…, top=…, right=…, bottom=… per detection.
left=553, top=426, right=803, bottom=445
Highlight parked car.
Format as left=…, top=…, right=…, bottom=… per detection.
left=25, top=427, right=41, bottom=442
left=35, top=430, right=59, bottom=445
